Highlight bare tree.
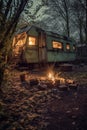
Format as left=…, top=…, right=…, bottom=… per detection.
left=19, top=0, right=48, bottom=27
left=71, top=0, right=85, bottom=44
left=78, top=0, right=87, bottom=43
left=0, top=0, right=29, bottom=87
left=46, top=0, right=71, bottom=37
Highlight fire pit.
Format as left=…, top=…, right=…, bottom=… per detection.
left=19, top=68, right=78, bottom=92
left=26, top=71, right=78, bottom=91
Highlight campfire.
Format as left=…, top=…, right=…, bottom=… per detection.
left=47, top=71, right=72, bottom=85
left=20, top=70, right=78, bottom=91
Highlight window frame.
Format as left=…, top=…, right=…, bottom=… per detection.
left=28, top=36, right=37, bottom=46
left=66, top=43, right=71, bottom=51
left=52, top=41, right=63, bottom=50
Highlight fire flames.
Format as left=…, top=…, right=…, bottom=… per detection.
left=48, top=71, right=74, bottom=85
left=25, top=69, right=75, bottom=88
left=48, top=72, right=55, bottom=83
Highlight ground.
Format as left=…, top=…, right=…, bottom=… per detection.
left=0, top=66, right=87, bottom=130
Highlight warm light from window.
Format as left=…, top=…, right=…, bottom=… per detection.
left=53, top=41, right=62, bottom=49
left=66, top=43, right=70, bottom=50
left=16, top=40, right=24, bottom=46
left=29, top=37, right=36, bottom=45
left=13, top=32, right=27, bottom=47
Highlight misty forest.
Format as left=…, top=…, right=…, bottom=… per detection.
left=0, top=0, right=87, bottom=130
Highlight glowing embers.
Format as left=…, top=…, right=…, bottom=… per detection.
left=48, top=71, right=66, bottom=85
left=59, top=78, right=66, bottom=84
left=47, top=71, right=77, bottom=90
left=29, top=37, right=36, bottom=46
left=66, top=79, right=74, bottom=84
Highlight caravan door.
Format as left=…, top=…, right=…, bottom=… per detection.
left=38, top=32, right=47, bottom=63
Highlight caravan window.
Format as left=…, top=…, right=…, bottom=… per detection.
left=52, top=41, right=63, bottom=49
left=66, top=43, right=70, bottom=50
left=28, top=36, right=36, bottom=45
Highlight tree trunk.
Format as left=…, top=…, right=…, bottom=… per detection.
left=0, top=64, right=5, bottom=89
left=0, top=49, right=7, bottom=88
left=66, top=13, right=70, bottom=37
left=86, top=0, right=87, bottom=43
left=63, top=0, right=70, bottom=37
left=79, top=20, right=83, bottom=44
left=0, top=0, right=28, bottom=88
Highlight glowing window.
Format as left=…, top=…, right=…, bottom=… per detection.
left=29, top=37, right=36, bottom=45
left=66, top=43, right=70, bottom=50
left=53, top=41, right=63, bottom=49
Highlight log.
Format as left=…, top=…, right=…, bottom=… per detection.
left=58, top=84, right=68, bottom=91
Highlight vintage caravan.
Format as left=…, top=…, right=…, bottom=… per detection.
left=12, top=25, right=76, bottom=66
